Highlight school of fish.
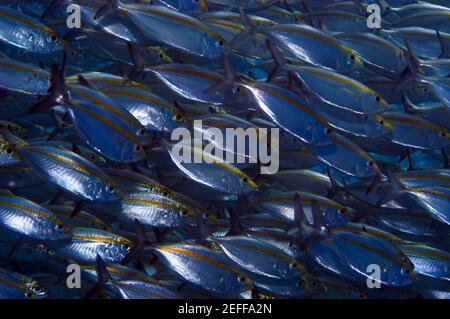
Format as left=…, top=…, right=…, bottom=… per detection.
left=0, top=0, right=449, bottom=299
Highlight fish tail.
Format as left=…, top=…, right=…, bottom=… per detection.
left=376, top=0, right=391, bottom=15
left=436, top=29, right=450, bottom=59
left=121, top=219, right=150, bottom=265
left=204, top=53, right=238, bottom=94
left=29, top=51, right=69, bottom=113
left=94, top=0, right=120, bottom=20
left=127, top=42, right=148, bottom=81
left=326, top=167, right=342, bottom=199
left=401, top=93, right=417, bottom=113
left=229, top=9, right=258, bottom=49
left=265, top=39, right=286, bottom=83
left=393, top=41, right=421, bottom=91
left=85, top=255, right=111, bottom=299
left=41, top=0, right=64, bottom=21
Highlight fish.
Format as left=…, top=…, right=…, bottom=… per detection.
left=148, top=63, right=241, bottom=105
left=287, top=65, right=390, bottom=115
left=101, top=86, right=185, bottom=134
left=0, top=267, right=48, bottom=299
left=256, top=190, right=355, bottom=227
left=96, top=1, right=227, bottom=58
left=56, top=227, right=132, bottom=264
left=150, top=242, right=253, bottom=296
left=0, top=5, right=65, bottom=61
left=164, top=139, right=258, bottom=195
left=16, top=145, right=123, bottom=203
left=259, top=24, right=364, bottom=73
left=239, top=81, right=335, bottom=146
left=0, top=57, right=50, bottom=96
left=212, top=235, right=307, bottom=279
left=308, top=228, right=415, bottom=287
left=0, top=195, right=70, bottom=242
left=0, top=0, right=448, bottom=300
left=102, top=191, right=198, bottom=229
left=400, top=243, right=450, bottom=281
left=381, top=111, right=450, bottom=150
left=308, top=133, right=382, bottom=179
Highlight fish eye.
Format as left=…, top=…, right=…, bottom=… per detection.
left=135, top=144, right=142, bottom=152
left=325, top=128, right=332, bottom=135
left=107, top=185, right=115, bottom=193
left=350, top=54, right=355, bottom=60
left=124, top=243, right=131, bottom=251
left=218, top=39, right=224, bottom=46
left=162, top=190, right=169, bottom=197
left=290, top=262, right=298, bottom=269
left=5, top=147, right=13, bottom=155
left=138, top=128, right=146, bottom=136
left=440, top=131, right=447, bottom=137
left=311, top=280, right=317, bottom=287
left=375, top=96, right=381, bottom=102
left=57, top=223, right=65, bottom=230
left=174, top=113, right=182, bottom=121
left=159, top=53, right=164, bottom=58
left=378, top=119, right=384, bottom=125
left=368, top=161, right=374, bottom=167
left=339, top=208, right=346, bottom=214
left=203, top=212, right=210, bottom=218
left=296, top=279, right=303, bottom=286
left=25, top=291, right=33, bottom=298
left=359, top=292, right=365, bottom=299
left=181, top=208, right=189, bottom=216
left=33, top=285, right=43, bottom=293
left=241, top=177, right=248, bottom=183
left=237, top=275, right=246, bottom=282
left=51, top=35, right=57, bottom=41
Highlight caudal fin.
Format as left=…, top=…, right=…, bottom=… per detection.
left=204, top=53, right=239, bottom=94
left=94, top=0, right=119, bottom=20
left=393, top=41, right=421, bottom=91
left=265, top=39, right=286, bottom=83
left=121, top=219, right=148, bottom=265
left=41, top=0, right=64, bottom=21
left=229, top=9, right=257, bottom=49
left=436, top=29, right=450, bottom=59
left=85, top=255, right=111, bottom=299
left=29, top=51, right=69, bottom=113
